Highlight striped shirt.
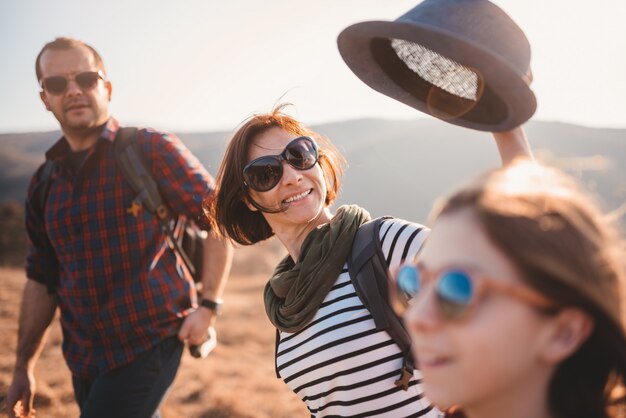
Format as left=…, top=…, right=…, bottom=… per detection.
left=276, top=218, right=440, bottom=418
left=25, top=117, right=213, bottom=378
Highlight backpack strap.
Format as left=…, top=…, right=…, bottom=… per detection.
left=348, top=216, right=416, bottom=391
left=114, top=128, right=168, bottom=218
left=113, top=127, right=197, bottom=276
left=349, top=217, right=393, bottom=330
left=32, top=159, right=60, bottom=294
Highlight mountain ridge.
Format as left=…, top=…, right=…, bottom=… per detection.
left=1, top=118, right=624, bottom=223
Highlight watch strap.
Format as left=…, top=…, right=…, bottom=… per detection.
left=200, top=298, right=223, bottom=313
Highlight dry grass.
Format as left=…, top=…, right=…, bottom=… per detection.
left=0, top=240, right=309, bottom=417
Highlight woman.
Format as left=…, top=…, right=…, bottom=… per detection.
left=209, top=104, right=529, bottom=417
left=394, top=160, right=626, bottom=418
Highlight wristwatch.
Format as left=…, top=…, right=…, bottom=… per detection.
left=200, top=298, right=223, bottom=315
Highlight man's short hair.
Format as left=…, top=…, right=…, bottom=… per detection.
left=35, top=37, right=106, bottom=81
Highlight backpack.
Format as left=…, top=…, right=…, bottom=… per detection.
left=347, top=216, right=416, bottom=391
left=32, top=127, right=206, bottom=294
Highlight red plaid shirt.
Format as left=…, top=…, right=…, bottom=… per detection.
left=25, top=118, right=214, bottom=378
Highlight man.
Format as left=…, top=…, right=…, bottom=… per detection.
left=7, top=37, right=233, bottom=418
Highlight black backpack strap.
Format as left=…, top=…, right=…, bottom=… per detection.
left=349, top=217, right=392, bottom=330
left=113, top=127, right=196, bottom=276
left=348, top=216, right=416, bottom=391
left=114, top=128, right=167, bottom=218
left=31, top=160, right=60, bottom=294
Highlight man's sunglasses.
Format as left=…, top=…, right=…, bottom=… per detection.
left=392, top=263, right=556, bottom=320
left=40, top=70, right=106, bottom=95
left=243, top=136, right=318, bottom=192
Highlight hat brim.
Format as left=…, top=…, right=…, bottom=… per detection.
left=338, top=20, right=537, bottom=132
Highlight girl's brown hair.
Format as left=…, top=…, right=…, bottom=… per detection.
left=207, top=104, right=346, bottom=245
left=433, top=159, right=626, bottom=418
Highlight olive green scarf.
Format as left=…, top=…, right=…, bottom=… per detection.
left=264, top=205, right=371, bottom=333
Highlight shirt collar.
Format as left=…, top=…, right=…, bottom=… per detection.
left=45, top=117, right=120, bottom=161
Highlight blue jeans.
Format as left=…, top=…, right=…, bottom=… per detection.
left=72, top=336, right=184, bottom=418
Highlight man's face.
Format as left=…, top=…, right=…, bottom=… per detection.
left=38, top=46, right=112, bottom=134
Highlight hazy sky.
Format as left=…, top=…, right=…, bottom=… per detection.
left=1, top=0, right=625, bottom=133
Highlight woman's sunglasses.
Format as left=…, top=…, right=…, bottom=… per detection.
left=392, top=263, right=556, bottom=320
left=243, top=136, right=318, bottom=192
left=40, top=70, right=106, bottom=95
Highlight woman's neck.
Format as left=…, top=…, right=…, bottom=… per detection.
left=274, top=208, right=333, bottom=262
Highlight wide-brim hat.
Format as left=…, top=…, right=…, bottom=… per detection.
left=337, top=0, right=537, bottom=132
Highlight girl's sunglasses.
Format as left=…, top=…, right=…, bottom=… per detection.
left=243, top=136, right=318, bottom=192
left=40, top=70, right=106, bottom=95
left=392, top=263, right=556, bottom=320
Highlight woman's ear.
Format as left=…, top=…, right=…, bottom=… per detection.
left=237, top=190, right=258, bottom=212
left=244, top=198, right=258, bottom=212
left=539, top=308, right=594, bottom=364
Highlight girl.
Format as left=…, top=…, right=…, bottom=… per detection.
left=395, top=160, right=626, bottom=418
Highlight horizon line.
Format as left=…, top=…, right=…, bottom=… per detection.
left=1, top=117, right=625, bottom=136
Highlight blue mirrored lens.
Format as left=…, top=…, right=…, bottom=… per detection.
left=437, top=270, right=474, bottom=318
left=397, top=265, right=421, bottom=297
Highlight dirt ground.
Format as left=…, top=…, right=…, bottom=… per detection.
left=0, top=241, right=310, bottom=418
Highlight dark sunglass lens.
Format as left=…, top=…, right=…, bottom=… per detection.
left=397, top=265, right=421, bottom=299
left=437, top=270, right=474, bottom=319
left=285, top=138, right=317, bottom=169
left=75, top=72, right=99, bottom=89
left=43, top=76, right=68, bottom=94
left=244, top=157, right=282, bottom=191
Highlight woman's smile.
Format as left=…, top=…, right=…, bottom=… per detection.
left=283, top=188, right=312, bottom=205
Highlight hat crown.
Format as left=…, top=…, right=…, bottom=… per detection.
left=397, top=0, right=531, bottom=77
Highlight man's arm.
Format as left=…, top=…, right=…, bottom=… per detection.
left=7, top=279, right=57, bottom=418
left=178, top=230, right=233, bottom=346
left=145, top=131, right=234, bottom=346
left=197, top=229, right=233, bottom=308
left=492, top=125, right=534, bottom=165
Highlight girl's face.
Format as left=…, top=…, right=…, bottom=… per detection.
left=403, top=208, right=560, bottom=412
left=245, top=127, right=330, bottom=232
